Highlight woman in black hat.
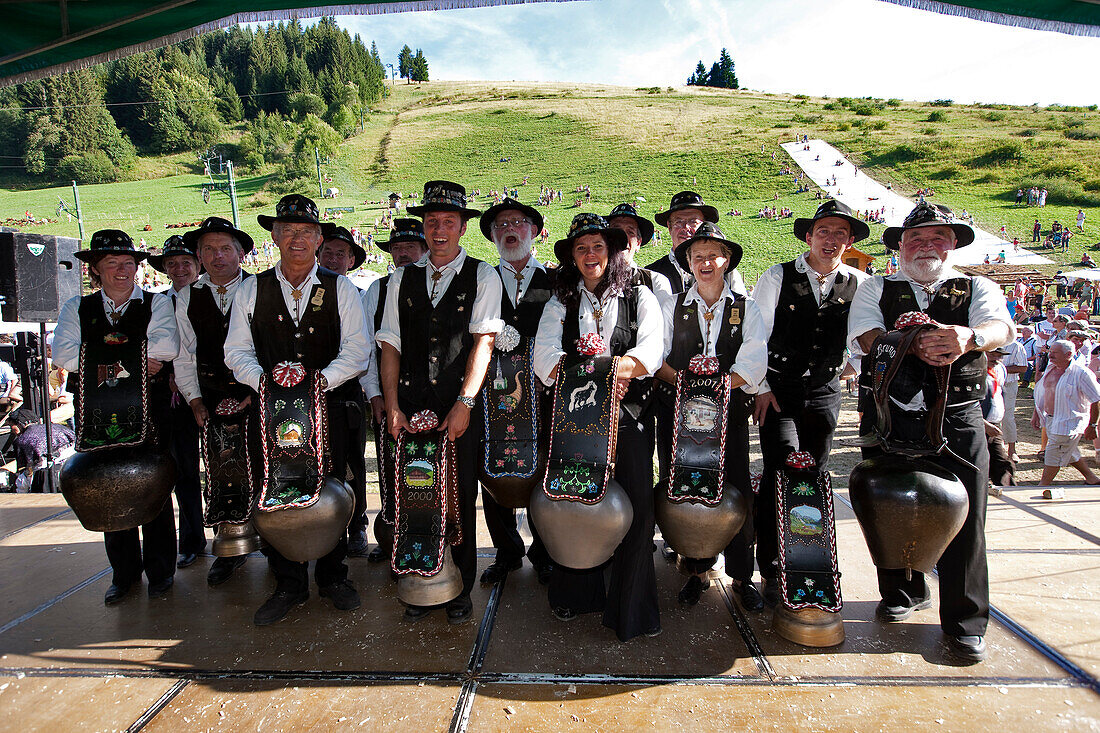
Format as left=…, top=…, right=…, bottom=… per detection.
left=533, top=213, right=665, bottom=641
left=53, top=230, right=180, bottom=605
left=655, top=223, right=768, bottom=610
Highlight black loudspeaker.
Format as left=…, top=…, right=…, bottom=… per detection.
left=0, top=232, right=81, bottom=322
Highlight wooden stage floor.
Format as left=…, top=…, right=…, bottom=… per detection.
left=1, top=479, right=1098, bottom=732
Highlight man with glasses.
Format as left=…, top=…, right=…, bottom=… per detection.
left=645, top=191, right=746, bottom=297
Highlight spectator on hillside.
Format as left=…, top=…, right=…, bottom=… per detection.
left=1079, top=209, right=1087, bottom=232
left=1055, top=271, right=1068, bottom=299
left=1032, top=340, right=1100, bottom=498
left=1033, top=219, right=1041, bottom=242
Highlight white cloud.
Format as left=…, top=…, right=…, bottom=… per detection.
left=336, top=0, right=1100, bottom=105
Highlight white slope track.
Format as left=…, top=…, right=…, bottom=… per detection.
left=781, top=139, right=1052, bottom=267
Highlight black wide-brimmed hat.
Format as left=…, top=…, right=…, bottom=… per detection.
left=183, top=216, right=254, bottom=254
left=148, top=234, right=199, bottom=273
left=406, top=180, right=481, bottom=220
left=553, top=213, right=628, bottom=265
left=320, top=223, right=367, bottom=270
left=883, top=201, right=975, bottom=250
left=793, top=199, right=870, bottom=243
left=379, top=218, right=427, bottom=254
left=674, top=222, right=744, bottom=274
left=73, top=229, right=148, bottom=264
left=257, top=194, right=322, bottom=231
left=654, top=191, right=720, bottom=228
left=607, top=202, right=654, bottom=246
left=479, top=197, right=544, bottom=241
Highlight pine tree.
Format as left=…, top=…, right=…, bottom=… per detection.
left=409, top=49, right=429, bottom=83
left=687, top=60, right=707, bottom=86
left=397, top=45, right=413, bottom=81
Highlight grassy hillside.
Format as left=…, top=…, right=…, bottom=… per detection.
left=2, top=81, right=1098, bottom=283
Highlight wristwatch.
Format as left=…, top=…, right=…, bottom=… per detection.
left=970, top=329, right=987, bottom=351
left=456, top=395, right=476, bottom=409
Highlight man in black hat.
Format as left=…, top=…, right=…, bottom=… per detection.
left=174, top=216, right=257, bottom=587
left=54, top=230, right=179, bottom=604
left=849, top=201, right=1014, bottom=663
left=607, top=202, right=673, bottom=307
left=225, top=194, right=370, bottom=625
left=378, top=180, right=502, bottom=623
left=476, top=197, right=553, bottom=586
left=149, top=235, right=205, bottom=570
left=647, top=191, right=747, bottom=296
left=361, top=219, right=429, bottom=563
left=318, top=223, right=370, bottom=557
left=751, top=199, right=869, bottom=607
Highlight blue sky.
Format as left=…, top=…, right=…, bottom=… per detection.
left=334, top=0, right=1100, bottom=106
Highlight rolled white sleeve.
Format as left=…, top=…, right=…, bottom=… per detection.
left=733, top=297, right=768, bottom=394
left=625, top=285, right=664, bottom=377
left=53, top=296, right=83, bottom=372
left=847, top=275, right=887, bottom=357
left=360, top=280, right=382, bottom=400
left=748, top=265, right=783, bottom=393
left=376, top=266, right=405, bottom=353
left=970, top=275, right=1017, bottom=340
left=471, top=260, right=504, bottom=335
left=173, top=286, right=202, bottom=403
left=321, top=274, right=371, bottom=391
left=533, top=295, right=566, bottom=386
left=147, top=292, right=179, bottom=363
left=224, top=276, right=263, bottom=392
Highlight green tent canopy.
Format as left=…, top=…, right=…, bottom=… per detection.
left=0, top=0, right=1097, bottom=87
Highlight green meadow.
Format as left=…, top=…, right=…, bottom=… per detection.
left=3, top=81, right=1099, bottom=282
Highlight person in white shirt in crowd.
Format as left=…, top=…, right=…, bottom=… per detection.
left=999, top=335, right=1028, bottom=462
left=1016, top=325, right=1039, bottom=388
left=1031, top=339, right=1100, bottom=498
left=982, top=347, right=1014, bottom=495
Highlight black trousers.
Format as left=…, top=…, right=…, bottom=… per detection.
left=168, top=400, right=205, bottom=555
left=451, top=425, right=480, bottom=596
left=861, top=402, right=990, bottom=637
left=548, top=411, right=659, bottom=642
left=756, top=381, right=842, bottom=581
left=988, top=435, right=1015, bottom=487
left=104, top=498, right=177, bottom=586
left=328, top=394, right=368, bottom=535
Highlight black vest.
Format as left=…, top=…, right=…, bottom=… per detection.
left=372, top=274, right=390, bottom=369
left=767, top=260, right=859, bottom=390
left=396, top=257, right=481, bottom=413
left=879, top=277, right=987, bottom=398
left=187, top=274, right=253, bottom=399
left=250, top=266, right=353, bottom=398
left=499, top=265, right=552, bottom=339
left=645, top=253, right=690, bottom=293
left=667, top=292, right=746, bottom=374
left=562, top=285, right=652, bottom=417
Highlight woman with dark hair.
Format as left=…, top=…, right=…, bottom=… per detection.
left=533, top=213, right=665, bottom=641
left=655, top=222, right=767, bottom=609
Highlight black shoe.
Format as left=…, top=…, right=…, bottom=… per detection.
left=876, top=591, right=933, bottom=622
left=762, top=576, right=781, bottom=608
left=535, top=562, right=553, bottom=585
left=367, top=545, right=388, bottom=563
left=148, top=577, right=174, bottom=599
left=346, top=530, right=370, bottom=558
left=207, top=556, right=246, bottom=587
left=643, top=625, right=663, bottom=638
left=446, top=594, right=473, bottom=625
left=104, top=583, right=132, bottom=606
left=552, top=606, right=577, bottom=622
left=738, top=582, right=765, bottom=612
left=319, top=579, right=361, bottom=611
left=946, top=634, right=987, bottom=663
left=254, top=590, right=309, bottom=626
left=480, top=558, right=522, bottom=585
left=678, top=575, right=709, bottom=606
left=403, top=605, right=432, bottom=623
left=176, top=553, right=198, bottom=569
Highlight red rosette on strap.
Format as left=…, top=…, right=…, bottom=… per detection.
left=576, top=332, right=605, bottom=357
left=409, top=409, right=439, bottom=432
left=894, top=311, right=934, bottom=331
left=272, top=361, right=306, bottom=388
left=786, top=451, right=816, bottom=470
left=688, top=354, right=719, bottom=375
left=214, top=398, right=243, bottom=416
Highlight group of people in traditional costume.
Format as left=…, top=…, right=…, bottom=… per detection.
left=55, top=178, right=1012, bottom=664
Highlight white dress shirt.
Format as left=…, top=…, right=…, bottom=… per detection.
left=54, top=287, right=178, bottom=373
left=224, top=261, right=370, bottom=393
left=1002, top=339, right=1027, bottom=385
left=499, top=257, right=543, bottom=307
left=847, top=266, right=1016, bottom=358
left=533, top=282, right=664, bottom=386
left=633, top=263, right=675, bottom=310
left=661, top=283, right=768, bottom=394
left=359, top=276, right=384, bottom=400
left=752, top=253, right=868, bottom=393
left=1034, top=360, right=1100, bottom=437
left=376, top=247, right=503, bottom=353
left=174, top=271, right=246, bottom=404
